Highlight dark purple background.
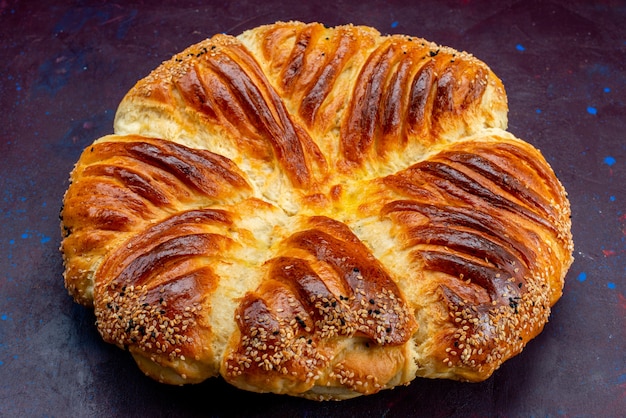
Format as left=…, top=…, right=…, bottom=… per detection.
left=1, top=0, right=625, bottom=416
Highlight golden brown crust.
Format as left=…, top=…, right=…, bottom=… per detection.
left=60, top=21, right=573, bottom=399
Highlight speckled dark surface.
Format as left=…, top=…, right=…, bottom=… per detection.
left=1, top=0, right=625, bottom=416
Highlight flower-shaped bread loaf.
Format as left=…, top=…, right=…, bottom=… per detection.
left=61, top=21, right=573, bottom=400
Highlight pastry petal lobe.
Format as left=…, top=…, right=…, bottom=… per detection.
left=93, top=208, right=237, bottom=383
left=223, top=217, right=417, bottom=396
left=60, top=21, right=573, bottom=400
left=381, top=135, right=572, bottom=380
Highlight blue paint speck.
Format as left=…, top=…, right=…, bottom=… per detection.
left=1, top=314, right=8, bottom=321
left=604, top=156, right=616, bottom=166
left=607, top=282, right=616, bottom=289
left=391, top=21, right=398, bottom=28
left=618, top=374, right=626, bottom=384
left=516, top=44, right=525, bottom=51
left=40, top=236, right=51, bottom=244
left=21, top=233, right=28, bottom=239
left=610, top=195, right=616, bottom=202
left=577, top=272, right=587, bottom=282
left=604, top=87, right=610, bottom=93
left=536, top=108, right=542, bottom=114
left=587, top=106, right=597, bottom=115
left=9, top=239, right=15, bottom=245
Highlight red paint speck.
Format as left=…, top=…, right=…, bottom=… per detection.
left=603, top=249, right=617, bottom=257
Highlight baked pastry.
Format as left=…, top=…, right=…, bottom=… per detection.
left=60, top=21, right=573, bottom=400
